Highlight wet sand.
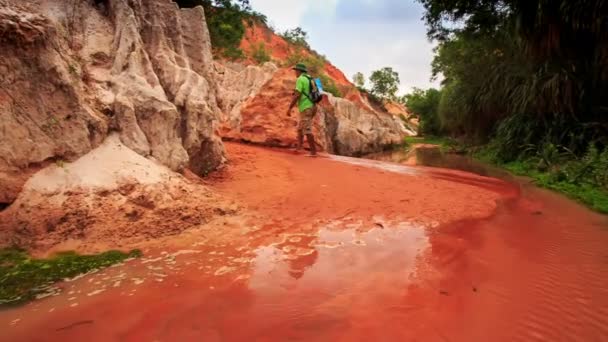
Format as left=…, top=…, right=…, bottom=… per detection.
left=1, top=143, right=607, bottom=341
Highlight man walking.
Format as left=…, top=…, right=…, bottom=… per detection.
left=286, top=63, right=317, bottom=156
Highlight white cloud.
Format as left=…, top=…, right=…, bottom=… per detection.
left=249, top=0, right=439, bottom=94
left=249, top=0, right=307, bottom=31
left=249, top=0, right=338, bottom=31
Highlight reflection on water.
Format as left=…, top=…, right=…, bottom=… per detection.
left=365, top=146, right=512, bottom=179
left=4, top=146, right=608, bottom=341
left=329, top=154, right=419, bottom=175
left=245, top=221, right=429, bottom=330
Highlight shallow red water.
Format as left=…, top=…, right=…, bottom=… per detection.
left=2, top=144, right=608, bottom=341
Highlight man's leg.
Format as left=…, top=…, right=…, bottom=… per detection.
left=296, top=110, right=305, bottom=151
left=306, top=133, right=317, bottom=155
left=304, top=106, right=317, bottom=156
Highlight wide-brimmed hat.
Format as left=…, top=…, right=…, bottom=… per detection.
left=292, top=63, right=307, bottom=72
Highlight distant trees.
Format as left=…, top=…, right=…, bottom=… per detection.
left=369, top=67, right=400, bottom=100
left=352, top=72, right=365, bottom=88
left=402, top=88, right=442, bottom=135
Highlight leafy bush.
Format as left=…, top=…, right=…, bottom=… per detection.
left=284, top=49, right=324, bottom=75
left=280, top=27, right=310, bottom=49
left=319, top=74, right=341, bottom=97
left=244, top=10, right=267, bottom=26
left=250, top=42, right=271, bottom=64
left=222, top=46, right=245, bottom=60
left=562, top=145, right=608, bottom=188
left=174, top=0, right=254, bottom=59
left=207, top=6, right=246, bottom=58
left=478, top=142, right=608, bottom=213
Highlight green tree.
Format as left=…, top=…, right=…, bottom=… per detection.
left=280, top=27, right=310, bottom=49
left=417, top=0, right=608, bottom=159
left=403, top=88, right=442, bottom=135
left=369, top=67, right=400, bottom=100
left=352, top=72, right=365, bottom=88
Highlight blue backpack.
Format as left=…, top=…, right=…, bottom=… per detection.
left=304, top=75, right=323, bottom=104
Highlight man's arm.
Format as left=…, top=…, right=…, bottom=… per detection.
left=286, top=91, right=300, bottom=116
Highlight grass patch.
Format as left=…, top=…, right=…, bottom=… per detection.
left=499, top=160, right=608, bottom=214
left=476, top=147, right=608, bottom=214
left=0, top=248, right=142, bottom=306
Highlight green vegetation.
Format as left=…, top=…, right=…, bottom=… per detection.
left=285, top=47, right=342, bottom=98
left=285, top=49, right=324, bottom=75
left=413, top=0, right=608, bottom=154
left=280, top=27, right=310, bottom=49
left=352, top=72, right=365, bottom=88
left=222, top=46, right=245, bottom=60
left=250, top=42, right=271, bottom=64
left=477, top=144, right=608, bottom=213
left=174, top=2, right=343, bottom=98
left=369, top=67, right=400, bottom=100
left=354, top=67, right=401, bottom=109
left=0, top=248, right=142, bottom=306
left=404, top=0, right=608, bottom=213
left=318, top=73, right=341, bottom=98
left=401, top=88, right=441, bottom=135
left=174, top=0, right=261, bottom=59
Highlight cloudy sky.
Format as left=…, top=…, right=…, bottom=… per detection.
left=249, top=0, right=440, bottom=95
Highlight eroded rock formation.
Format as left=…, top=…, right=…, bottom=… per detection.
left=0, top=134, right=235, bottom=252
left=0, top=0, right=413, bottom=252
left=214, top=65, right=411, bottom=155
left=0, top=0, right=225, bottom=203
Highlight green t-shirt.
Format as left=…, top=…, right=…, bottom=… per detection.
left=295, top=74, right=314, bottom=113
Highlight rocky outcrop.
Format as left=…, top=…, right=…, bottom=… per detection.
left=214, top=64, right=411, bottom=155
left=0, top=0, right=224, bottom=203
left=328, top=96, right=410, bottom=156
left=0, top=134, right=236, bottom=252
left=214, top=61, right=279, bottom=139
left=0, top=0, right=409, bottom=253
left=384, top=101, right=418, bottom=135
left=228, top=20, right=413, bottom=154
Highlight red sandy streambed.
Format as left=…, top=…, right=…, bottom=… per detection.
left=2, top=143, right=608, bottom=341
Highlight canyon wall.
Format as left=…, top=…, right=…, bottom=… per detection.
left=0, top=0, right=225, bottom=203
left=215, top=64, right=411, bottom=155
